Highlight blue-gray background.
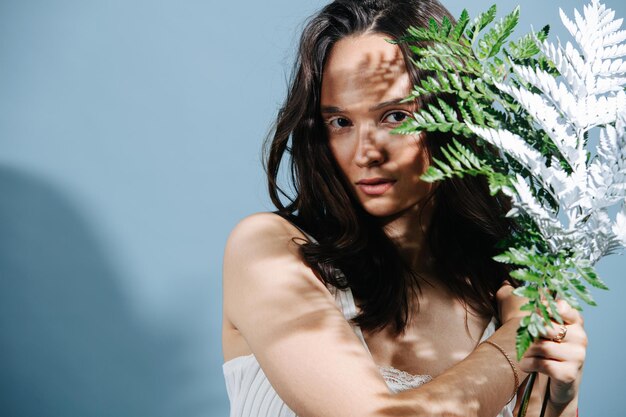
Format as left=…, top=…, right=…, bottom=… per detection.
left=1, top=1, right=624, bottom=416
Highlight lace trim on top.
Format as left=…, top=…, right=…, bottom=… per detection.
left=330, top=281, right=436, bottom=392
left=378, top=365, right=433, bottom=393
left=331, top=278, right=498, bottom=394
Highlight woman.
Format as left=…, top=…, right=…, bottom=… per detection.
left=222, top=1, right=587, bottom=416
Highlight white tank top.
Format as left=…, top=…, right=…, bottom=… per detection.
left=222, top=282, right=516, bottom=417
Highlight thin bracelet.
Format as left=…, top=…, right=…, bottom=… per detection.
left=481, top=340, right=520, bottom=404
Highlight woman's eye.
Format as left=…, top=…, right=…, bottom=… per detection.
left=383, top=111, right=409, bottom=124
left=326, top=117, right=352, bottom=130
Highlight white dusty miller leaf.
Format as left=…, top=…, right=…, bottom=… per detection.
left=466, top=123, right=581, bottom=210
left=484, top=1, right=626, bottom=262
left=510, top=174, right=565, bottom=251
left=493, top=79, right=581, bottom=167
left=614, top=204, right=626, bottom=246
left=588, top=118, right=626, bottom=207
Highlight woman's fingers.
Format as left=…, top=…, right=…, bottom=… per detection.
left=519, top=334, right=587, bottom=391
left=518, top=356, right=582, bottom=385
left=517, top=300, right=588, bottom=405
left=538, top=298, right=583, bottom=327
left=538, top=322, right=567, bottom=341
left=535, top=300, right=587, bottom=345
left=508, top=297, right=588, bottom=405
left=538, top=322, right=585, bottom=344
left=551, top=299, right=583, bottom=326
left=522, top=339, right=587, bottom=362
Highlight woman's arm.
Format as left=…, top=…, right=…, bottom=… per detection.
left=223, top=213, right=528, bottom=417
left=390, top=319, right=527, bottom=417
left=512, top=365, right=581, bottom=417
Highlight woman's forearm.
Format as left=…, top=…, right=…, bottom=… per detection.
left=388, top=319, right=528, bottom=417
left=545, top=371, right=582, bottom=417
left=545, top=395, right=578, bottom=417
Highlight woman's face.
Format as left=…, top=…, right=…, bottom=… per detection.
left=320, top=33, right=434, bottom=218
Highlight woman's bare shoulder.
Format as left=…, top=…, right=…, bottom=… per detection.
left=227, top=212, right=301, bottom=241
left=224, top=212, right=308, bottom=261
left=223, top=212, right=325, bottom=323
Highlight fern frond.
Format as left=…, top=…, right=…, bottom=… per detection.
left=508, top=25, right=550, bottom=61
left=588, top=119, right=626, bottom=207
left=476, top=6, right=520, bottom=60
left=557, top=1, right=626, bottom=96
left=537, top=39, right=587, bottom=96
left=614, top=204, right=626, bottom=246
left=509, top=63, right=581, bottom=120
left=494, top=81, right=579, bottom=163
left=574, top=208, right=625, bottom=262
left=466, top=124, right=578, bottom=209
left=451, top=9, right=471, bottom=41
left=510, top=174, right=564, bottom=249
left=420, top=139, right=491, bottom=182
left=601, top=33, right=626, bottom=55
left=466, top=4, right=498, bottom=43
left=466, top=124, right=541, bottom=168
left=398, top=1, right=626, bottom=363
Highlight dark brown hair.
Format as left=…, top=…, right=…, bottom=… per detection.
left=264, top=0, right=519, bottom=335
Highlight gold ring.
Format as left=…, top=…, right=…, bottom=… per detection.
left=552, top=325, right=567, bottom=343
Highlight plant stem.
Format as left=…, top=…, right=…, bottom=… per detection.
left=517, top=372, right=551, bottom=417
left=539, top=378, right=551, bottom=416
left=517, top=372, right=536, bottom=417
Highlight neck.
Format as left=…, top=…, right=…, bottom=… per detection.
left=379, top=197, right=436, bottom=276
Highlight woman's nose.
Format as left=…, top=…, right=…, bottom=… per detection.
left=354, top=126, right=385, bottom=168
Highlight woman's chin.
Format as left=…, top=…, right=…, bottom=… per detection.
left=361, top=201, right=400, bottom=218
left=361, top=198, right=423, bottom=220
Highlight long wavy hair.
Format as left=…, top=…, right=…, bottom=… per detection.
left=264, top=0, right=520, bottom=335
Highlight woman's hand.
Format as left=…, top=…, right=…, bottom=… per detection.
left=519, top=299, right=587, bottom=406
left=495, top=280, right=529, bottom=324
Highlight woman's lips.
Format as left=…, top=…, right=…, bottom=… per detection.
left=356, top=179, right=396, bottom=196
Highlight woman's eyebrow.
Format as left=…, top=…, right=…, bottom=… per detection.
left=320, top=98, right=411, bottom=114
left=369, top=98, right=408, bottom=111
left=320, top=105, right=343, bottom=114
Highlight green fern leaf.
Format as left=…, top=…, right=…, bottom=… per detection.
left=438, top=98, right=458, bottom=121
left=567, top=277, right=597, bottom=306
left=449, top=72, right=463, bottom=91
left=421, top=166, right=445, bottom=182
left=440, top=146, right=463, bottom=171
left=508, top=24, right=550, bottom=60
left=516, top=324, right=533, bottom=360
left=537, top=303, right=551, bottom=327
left=429, top=17, right=439, bottom=34
left=545, top=295, right=563, bottom=324
left=434, top=157, right=454, bottom=175
left=477, top=6, right=520, bottom=59
left=428, top=104, right=447, bottom=123
left=440, top=16, right=453, bottom=38
left=575, top=264, right=609, bottom=290
left=411, top=56, right=446, bottom=72
left=451, top=9, right=470, bottom=41
left=466, top=4, right=498, bottom=43
left=510, top=268, right=544, bottom=283
left=467, top=97, right=486, bottom=125
left=448, top=139, right=480, bottom=169
left=513, top=285, right=540, bottom=299
left=421, top=111, right=436, bottom=125
left=390, top=119, right=419, bottom=135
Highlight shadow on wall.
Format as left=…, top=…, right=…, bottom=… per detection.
left=0, top=165, right=206, bottom=417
